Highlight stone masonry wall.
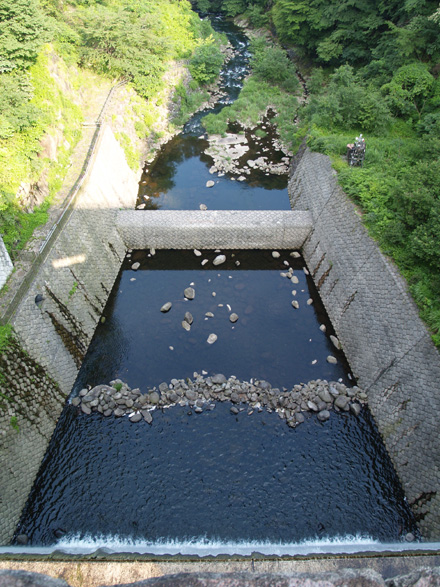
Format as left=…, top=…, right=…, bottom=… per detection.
left=289, top=148, right=440, bottom=540
left=117, top=210, right=312, bottom=250
left=0, top=237, right=13, bottom=290
left=0, top=125, right=138, bottom=544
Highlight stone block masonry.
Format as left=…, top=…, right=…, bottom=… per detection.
left=117, top=210, right=312, bottom=250
left=289, top=148, right=440, bottom=539
left=0, top=125, right=138, bottom=544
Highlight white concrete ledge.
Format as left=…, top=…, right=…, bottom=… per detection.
left=117, top=210, right=312, bottom=250
left=0, top=236, right=13, bottom=290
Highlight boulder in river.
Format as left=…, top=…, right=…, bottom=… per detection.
left=213, top=254, right=226, bottom=266
left=184, top=287, right=195, bottom=300
left=160, top=302, right=172, bottom=313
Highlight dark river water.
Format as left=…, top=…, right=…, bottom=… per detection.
left=15, top=17, right=419, bottom=549
left=137, top=17, right=290, bottom=211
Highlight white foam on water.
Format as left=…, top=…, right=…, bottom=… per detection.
left=3, top=533, right=437, bottom=556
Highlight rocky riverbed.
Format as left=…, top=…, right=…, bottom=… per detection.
left=204, top=130, right=291, bottom=178
left=72, top=375, right=367, bottom=428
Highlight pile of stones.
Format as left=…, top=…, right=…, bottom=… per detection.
left=72, top=375, right=367, bottom=428
left=204, top=132, right=291, bottom=178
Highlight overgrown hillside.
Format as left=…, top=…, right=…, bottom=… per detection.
left=0, top=0, right=225, bottom=259
left=195, top=0, right=440, bottom=348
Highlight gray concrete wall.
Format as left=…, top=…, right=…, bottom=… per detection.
left=0, top=125, right=138, bottom=544
left=117, top=210, right=312, bottom=250
left=0, top=237, right=13, bottom=290
left=289, top=148, right=440, bottom=540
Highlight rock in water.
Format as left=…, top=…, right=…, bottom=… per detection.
left=207, top=333, right=218, bottom=344
left=182, top=320, right=191, bottom=332
left=184, top=287, right=195, bottom=300
left=229, top=313, right=239, bottom=323
left=199, top=203, right=208, bottom=210
left=317, top=410, right=330, bottom=422
left=149, top=391, right=160, bottom=404
left=193, top=249, right=202, bottom=256
left=131, top=262, right=140, bottom=271
left=272, top=251, right=280, bottom=258
left=327, top=355, right=338, bottom=364
left=206, top=180, right=215, bottom=188
left=160, top=302, right=172, bottom=313
left=212, top=373, right=227, bottom=384
left=291, top=300, right=299, bottom=309
left=184, top=311, right=193, bottom=325
left=213, top=254, right=226, bottom=266
left=330, top=334, right=342, bottom=349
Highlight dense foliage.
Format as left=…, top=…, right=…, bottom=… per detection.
left=202, top=37, right=300, bottom=144
left=0, top=0, right=222, bottom=258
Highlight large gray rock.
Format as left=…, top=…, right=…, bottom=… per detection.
left=213, top=254, right=226, bottom=266
left=104, top=569, right=386, bottom=586
left=211, top=373, right=227, bottom=384
left=0, top=570, right=69, bottom=586
left=386, top=567, right=440, bottom=586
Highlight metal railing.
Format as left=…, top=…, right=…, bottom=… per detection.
left=0, top=81, right=127, bottom=325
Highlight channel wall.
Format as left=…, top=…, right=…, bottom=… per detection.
left=1, top=129, right=440, bottom=544
left=289, top=147, right=440, bottom=539
left=0, top=125, right=138, bottom=543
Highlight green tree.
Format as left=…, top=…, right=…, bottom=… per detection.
left=0, top=71, right=39, bottom=138
left=381, top=62, right=435, bottom=119
left=189, top=40, right=224, bottom=85
left=0, top=0, right=49, bottom=72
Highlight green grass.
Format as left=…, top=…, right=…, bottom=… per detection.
left=172, top=84, right=210, bottom=127
left=0, top=323, right=13, bottom=352
left=202, top=76, right=299, bottom=149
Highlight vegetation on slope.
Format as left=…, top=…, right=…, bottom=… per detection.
left=0, top=0, right=224, bottom=257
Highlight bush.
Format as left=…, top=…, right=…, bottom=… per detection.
left=189, top=40, right=224, bottom=86
left=250, top=38, right=300, bottom=94
left=304, top=65, right=391, bottom=133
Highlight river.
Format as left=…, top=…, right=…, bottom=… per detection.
left=14, top=15, right=419, bottom=551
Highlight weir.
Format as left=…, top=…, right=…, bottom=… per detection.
left=1, top=12, right=440, bottom=563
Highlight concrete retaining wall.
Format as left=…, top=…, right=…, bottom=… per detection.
left=0, top=125, right=138, bottom=544
left=0, top=237, right=13, bottom=290
left=117, top=210, right=312, bottom=250
left=289, top=148, right=440, bottom=539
